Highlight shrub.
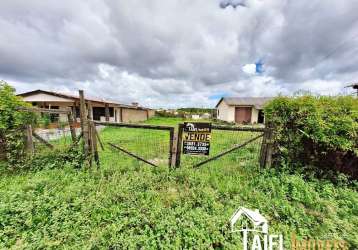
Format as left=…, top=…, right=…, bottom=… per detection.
left=0, top=81, right=84, bottom=171
left=24, top=145, right=85, bottom=171
left=264, top=95, right=358, bottom=179
left=0, top=81, right=35, bottom=167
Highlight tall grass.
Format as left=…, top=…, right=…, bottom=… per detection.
left=0, top=117, right=357, bottom=249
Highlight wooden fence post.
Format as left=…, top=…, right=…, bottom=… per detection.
left=87, top=101, right=93, bottom=120
left=170, top=134, right=178, bottom=168
left=25, top=125, right=34, bottom=156
left=67, top=111, right=76, bottom=143
left=259, top=123, right=274, bottom=168
left=169, top=128, right=174, bottom=168
left=174, top=123, right=184, bottom=168
left=91, top=121, right=100, bottom=168
left=265, top=125, right=274, bottom=168
left=79, top=90, right=90, bottom=162
left=259, top=130, right=268, bottom=168
left=72, top=105, right=77, bottom=122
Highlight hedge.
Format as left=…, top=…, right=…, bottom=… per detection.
left=264, top=95, right=358, bottom=179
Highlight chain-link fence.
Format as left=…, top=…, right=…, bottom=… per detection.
left=93, top=122, right=265, bottom=170
left=94, top=122, right=174, bottom=168
left=19, top=107, right=79, bottom=155
left=178, top=126, right=264, bottom=169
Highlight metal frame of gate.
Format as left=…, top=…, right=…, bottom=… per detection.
left=94, top=121, right=174, bottom=167
left=93, top=121, right=271, bottom=169
left=174, top=124, right=267, bottom=168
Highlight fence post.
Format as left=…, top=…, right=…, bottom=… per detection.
left=259, top=129, right=268, bottom=168
left=169, top=128, right=175, bottom=168
left=91, top=122, right=100, bottom=168
left=67, top=111, right=76, bottom=143
left=25, top=125, right=34, bottom=156
left=265, top=124, right=274, bottom=168
left=79, top=90, right=90, bottom=162
left=87, top=101, right=93, bottom=120
left=259, top=122, right=274, bottom=168
left=175, top=123, right=184, bottom=168
left=72, top=105, right=77, bottom=122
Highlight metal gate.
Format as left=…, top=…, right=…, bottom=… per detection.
left=91, top=122, right=271, bottom=169
left=174, top=124, right=267, bottom=168
left=94, top=121, right=174, bottom=167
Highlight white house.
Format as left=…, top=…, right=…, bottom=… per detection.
left=18, top=90, right=155, bottom=123
left=215, top=97, right=273, bottom=124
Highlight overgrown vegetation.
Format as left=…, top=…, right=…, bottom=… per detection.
left=177, top=107, right=214, bottom=114
left=0, top=82, right=84, bottom=171
left=0, top=81, right=35, bottom=167
left=0, top=117, right=357, bottom=249
left=264, top=95, right=358, bottom=180
left=156, top=108, right=214, bottom=118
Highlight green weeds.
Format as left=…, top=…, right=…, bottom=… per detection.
left=0, top=117, right=357, bottom=249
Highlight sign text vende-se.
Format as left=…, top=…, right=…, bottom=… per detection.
left=182, top=122, right=211, bottom=155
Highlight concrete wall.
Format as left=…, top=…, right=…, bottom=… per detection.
left=22, top=95, right=152, bottom=123
left=122, top=108, right=148, bottom=122
left=148, top=110, right=155, bottom=118
left=100, top=116, right=115, bottom=122
left=251, top=107, right=259, bottom=124
left=21, top=93, right=74, bottom=103
left=217, top=100, right=235, bottom=122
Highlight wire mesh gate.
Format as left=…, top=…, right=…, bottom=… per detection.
left=17, top=107, right=78, bottom=156
left=94, top=121, right=174, bottom=167
left=74, top=90, right=272, bottom=169
left=91, top=122, right=270, bottom=169
left=174, top=124, right=266, bottom=168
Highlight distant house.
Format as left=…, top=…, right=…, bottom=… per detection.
left=18, top=89, right=155, bottom=123
left=200, top=112, right=211, bottom=119
left=215, top=97, right=273, bottom=124
left=191, top=114, right=200, bottom=119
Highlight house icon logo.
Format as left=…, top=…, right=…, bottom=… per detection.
left=229, top=207, right=284, bottom=250
left=185, top=123, right=196, bottom=131
left=230, top=207, right=268, bottom=234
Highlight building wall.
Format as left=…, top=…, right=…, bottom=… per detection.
left=217, top=101, right=235, bottom=122
left=114, top=108, right=121, bottom=122
left=99, top=116, right=115, bottom=122
left=31, top=103, right=72, bottom=123
left=251, top=107, right=259, bottom=124
left=148, top=110, right=155, bottom=118
left=217, top=101, right=260, bottom=124
left=122, top=108, right=148, bottom=122
left=21, top=93, right=152, bottom=123
left=21, top=93, right=74, bottom=103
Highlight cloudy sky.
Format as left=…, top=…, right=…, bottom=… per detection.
left=0, top=0, right=357, bottom=108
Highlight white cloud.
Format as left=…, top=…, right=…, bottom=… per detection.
left=296, top=79, right=345, bottom=96
left=242, top=64, right=257, bottom=75
left=0, top=0, right=357, bottom=107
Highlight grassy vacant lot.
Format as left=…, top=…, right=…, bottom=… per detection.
left=0, top=117, right=357, bottom=249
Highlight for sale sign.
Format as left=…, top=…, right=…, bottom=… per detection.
left=182, top=122, right=211, bottom=155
